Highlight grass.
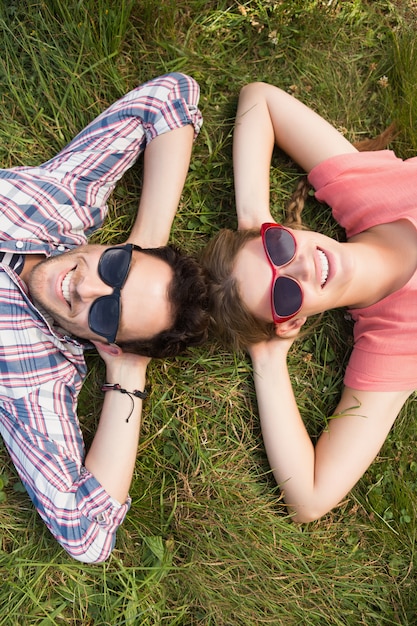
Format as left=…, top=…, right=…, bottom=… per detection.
left=1, top=0, right=417, bottom=624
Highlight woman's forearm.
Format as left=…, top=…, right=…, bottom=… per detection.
left=233, top=82, right=357, bottom=231
left=251, top=340, right=409, bottom=522
left=251, top=342, right=317, bottom=521
left=233, top=85, right=275, bottom=229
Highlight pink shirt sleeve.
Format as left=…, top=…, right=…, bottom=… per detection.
left=308, top=150, right=417, bottom=237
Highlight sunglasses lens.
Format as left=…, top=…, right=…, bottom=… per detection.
left=99, top=247, right=132, bottom=288
left=273, top=277, right=303, bottom=318
left=264, top=227, right=296, bottom=266
left=89, top=245, right=136, bottom=342
left=89, top=295, right=120, bottom=342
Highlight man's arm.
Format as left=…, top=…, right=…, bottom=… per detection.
left=126, top=124, right=195, bottom=248
left=84, top=345, right=150, bottom=503
left=40, top=73, right=202, bottom=250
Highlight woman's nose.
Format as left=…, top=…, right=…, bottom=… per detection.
left=280, top=254, right=310, bottom=283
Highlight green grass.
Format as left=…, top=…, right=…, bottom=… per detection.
left=1, top=0, right=417, bottom=624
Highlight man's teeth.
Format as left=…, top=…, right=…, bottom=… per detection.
left=318, top=250, right=329, bottom=287
left=61, top=270, right=74, bottom=305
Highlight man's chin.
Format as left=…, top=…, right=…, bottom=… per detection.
left=30, top=297, right=78, bottom=340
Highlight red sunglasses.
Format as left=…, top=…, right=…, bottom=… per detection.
left=260, top=222, right=303, bottom=323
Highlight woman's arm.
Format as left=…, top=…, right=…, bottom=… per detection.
left=249, top=339, right=411, bottom=522
left=233, top=82, right=357, bottom=230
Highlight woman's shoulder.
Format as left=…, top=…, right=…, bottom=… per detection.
left=308, top=150, right=417, bottom=238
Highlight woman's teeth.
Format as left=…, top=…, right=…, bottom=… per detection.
left=61, top=270, right=74, bottom=305
left=318, top=250, right=329, bottom=287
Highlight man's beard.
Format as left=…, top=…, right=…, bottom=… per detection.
left=27, top=250, right=88, bottom=339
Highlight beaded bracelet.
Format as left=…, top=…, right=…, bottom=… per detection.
left=101, top=383, right=148, bottom=422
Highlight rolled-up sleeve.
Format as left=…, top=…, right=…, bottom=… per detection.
left=0, top=380, right=130, bottom=563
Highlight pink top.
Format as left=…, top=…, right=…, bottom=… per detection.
left=308, top=150, right=417, bottom=391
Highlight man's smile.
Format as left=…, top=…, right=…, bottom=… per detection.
left=61, top=268, right=75, bottom=307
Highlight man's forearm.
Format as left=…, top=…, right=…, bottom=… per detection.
left=127, top=125, right=195, bottom=248
left=84, top=355, right=149, bottom=503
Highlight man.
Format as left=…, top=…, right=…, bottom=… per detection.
left=0, top=73, right=208, bottom=562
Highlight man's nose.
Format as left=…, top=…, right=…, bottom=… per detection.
left=76, top=272, right=114, bottom=302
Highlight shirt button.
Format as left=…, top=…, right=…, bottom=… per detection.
left=95, top=513, right=106, bottom=524
left=57, top=245, right=66, bottom=252
left=15, top=241, right=24, bottom=249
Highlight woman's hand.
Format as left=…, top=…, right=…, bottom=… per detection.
left=247, top=333, right=297, bottom=366
left=237, top=209, right=275, bottom=231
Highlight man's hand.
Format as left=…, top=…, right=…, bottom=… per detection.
left=92, top=341, right=150, bottom=385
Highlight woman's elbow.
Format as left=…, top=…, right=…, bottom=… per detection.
left=287, top=503, right=331, bottom=524
left=238, top=81, right=270, bottom=101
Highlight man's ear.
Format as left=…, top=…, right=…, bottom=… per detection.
left=91, top=341, right=123, bottom=357
left=274, top=316, right=307, bottom=339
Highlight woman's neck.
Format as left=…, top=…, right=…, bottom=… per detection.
left=347, top=219, right=417, bottom=308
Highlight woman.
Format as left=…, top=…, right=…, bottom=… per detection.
left=201, top=81, right=417, bottom=523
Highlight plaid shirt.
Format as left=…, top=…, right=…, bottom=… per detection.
left=0, top=73, right=202, bottom=562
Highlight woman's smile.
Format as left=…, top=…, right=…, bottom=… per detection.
left=316, top=248, right=329, bottom=287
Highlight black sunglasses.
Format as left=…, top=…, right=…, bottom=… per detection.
left=260, top=223, right=304, bottom=322
left=88, top=243, right=141, bottom=343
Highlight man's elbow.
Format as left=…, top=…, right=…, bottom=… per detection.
left=63, top=541, right=114, bottom=564
left=55, top=527, right=117, bottom=564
